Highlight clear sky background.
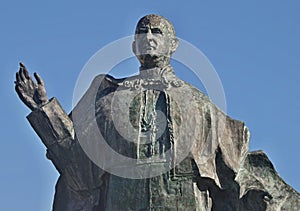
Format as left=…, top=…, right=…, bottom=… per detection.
left=1, top=0, right=299, bottom=210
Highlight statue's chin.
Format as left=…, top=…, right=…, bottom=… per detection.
left=139, top=54, right=169, bottom=68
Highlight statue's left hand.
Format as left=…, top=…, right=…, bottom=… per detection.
left=15, top=62, right=49, bottom=111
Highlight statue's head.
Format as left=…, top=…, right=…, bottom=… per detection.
left=132, top=14, right=179, bottom=69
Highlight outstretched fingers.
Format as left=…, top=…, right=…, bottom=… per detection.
left=19, top=62, right=26, bottom=68
left=19, top=62, right=29, bottom=74
left=21, top=64, right=30, bottom=79
left=15, top=62, right=43, bottom=111
left=19, top=69, right=26, bottom=81
left=16, top=62, right=31, bottom=85
left=15, top=71, right=22, bottom=84
left=34, top=72, right=44, bottom=85
left=19, top=63, right=28, bottom=80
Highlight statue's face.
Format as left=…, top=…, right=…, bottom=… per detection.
left=134, top=23, right=171, bottom=56
left=133, top=15, right=178, bottom=65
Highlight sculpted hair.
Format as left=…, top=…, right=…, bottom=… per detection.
left=135, top=14, right=176, bottom=39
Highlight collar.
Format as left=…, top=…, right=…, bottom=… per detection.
left=139, top=65, right=175, bottom=80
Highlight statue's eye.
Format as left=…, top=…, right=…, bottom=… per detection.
left=137, top=27, right=148, bottom=34
left=151, top=28, right=162, bottom=35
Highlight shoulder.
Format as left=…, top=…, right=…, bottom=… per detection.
left=90, top=74, right=128, bottom=90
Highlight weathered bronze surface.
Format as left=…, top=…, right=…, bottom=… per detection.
left=15, top=14, right=299, bottom=210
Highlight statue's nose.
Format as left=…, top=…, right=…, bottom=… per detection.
left=145, top=30, right=154, bottom=40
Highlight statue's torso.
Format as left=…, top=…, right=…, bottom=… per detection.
left=95, top=80, right=205, bottom=210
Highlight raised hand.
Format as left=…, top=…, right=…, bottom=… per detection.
left=15, top=62, right=49, bottom=111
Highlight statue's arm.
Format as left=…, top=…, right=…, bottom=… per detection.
left=15, top=63, right=105, bottom=192
left=26, top=98, right=104, bottom=190
left=14, top=62, right=74, bottom=156
left=26, top=97, right=74, bottom=150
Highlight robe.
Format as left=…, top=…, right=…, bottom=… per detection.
left=27, top=66, right=250, bottom=210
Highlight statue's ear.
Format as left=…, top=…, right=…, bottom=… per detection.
left=170, top=37, right=179, bottom=53
left=132, top=40, right=137, bottom=55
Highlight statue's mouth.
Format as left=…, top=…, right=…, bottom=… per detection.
left=146, top=46, right=155, bottom=51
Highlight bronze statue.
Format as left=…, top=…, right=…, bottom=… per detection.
left=15, top=14, right=299, bottom=211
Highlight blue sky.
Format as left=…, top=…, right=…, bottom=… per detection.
left=1, top=0, right=299, bottom=210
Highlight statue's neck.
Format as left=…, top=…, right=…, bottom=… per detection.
left=139, top=64, right=175, bottom=80
left=140, top=61, right=170, bottom=70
